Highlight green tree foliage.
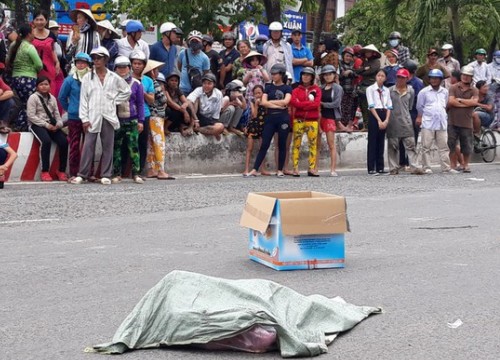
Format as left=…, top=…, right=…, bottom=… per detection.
left=103, top=0, right=314, bottom=40
left=335, top=0, right=499, bottom=65
left=104, top=0, right=263, bottom=37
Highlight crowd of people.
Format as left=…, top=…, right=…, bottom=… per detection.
left=0, top=9, right=500, bottom=187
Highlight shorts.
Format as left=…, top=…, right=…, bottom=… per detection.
left=246, top=116, right=264, bottom=139
left=320, top=118, right=336, bottom=133
left=197, top=112, right=220, bottom=127
left=476, top=111, right=493, bottom=128
left=447, top=125, right=473, bottom=155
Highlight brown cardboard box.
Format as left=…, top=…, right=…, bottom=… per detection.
left=240, top=191, right=349, bottom=270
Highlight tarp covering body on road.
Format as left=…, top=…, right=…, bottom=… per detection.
left=89, top=270, right=381, bottom=357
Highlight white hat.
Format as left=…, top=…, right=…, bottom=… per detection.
left=96, top=20, right=120, bottom=39
left=360, top=44, right=381, bottom=58
left=230, top=79, right=246, bottom=92
left=48, top=20, right=59, bottom=29
left=90, top=46, right=110, bottom=57
left=143, top=59, right=165, bottom=75
left=69, top=9, right=97, bottom=29
left=160, top=22, right=177, bottom=34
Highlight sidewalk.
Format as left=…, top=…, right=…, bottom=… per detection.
left=1, top=131, right=498, bottom=181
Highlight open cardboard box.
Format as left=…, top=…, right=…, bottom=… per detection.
left=240, top=191, right=349, bottom=270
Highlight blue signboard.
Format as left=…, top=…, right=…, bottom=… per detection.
left=54, top=0, right=109, bottom=40
left=239, top=10, right=307, bottom=48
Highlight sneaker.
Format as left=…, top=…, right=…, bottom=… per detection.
left=71, top=176, right=84, bottom=184
left=40, top=172, right=53, bottom=182
left=133, top=175, right=144, bottom=184
left=424, top=169, right=433, bottom=174
left=368, top=170, right=377, bottom=175
left=101, top=177, right=111, bottom=185
left=445, top=169, right=460, bottom=174
left=330, top=171, right=338, bottom=177
left=56, top=171, right=68, bottom=182
left=111, top=176, right=122, bottom=184
left=389, top=169, right=399, bottom=175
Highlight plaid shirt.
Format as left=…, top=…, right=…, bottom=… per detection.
left=396, top=44, right=410, bottom=65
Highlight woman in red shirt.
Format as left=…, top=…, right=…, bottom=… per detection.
left=290, top=67, right=322, bottom=177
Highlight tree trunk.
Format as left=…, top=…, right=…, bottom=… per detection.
left=487, top=36, right=497, bottom=59
left=313, top=0, right=329, bottom=54
left=262, top=0, right=282, bottom=24
left=448, top=5, right=463, bottom=65
left=38, top=0, right=52, bottom=16
left=14, top=0, right=28, bottom=26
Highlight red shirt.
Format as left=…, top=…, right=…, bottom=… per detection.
left=290, top=84, right=322, bottom=120
left=0, top=77, right=11, bottom=92
left=353, top=57, right=363, bottom=86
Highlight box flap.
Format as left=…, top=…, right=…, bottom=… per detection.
left=240, top=193, right=277, bottom=233
left=279, top=195, right=348, bottom=235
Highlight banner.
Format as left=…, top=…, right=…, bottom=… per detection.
left=239, top=10, right=307, bottom=48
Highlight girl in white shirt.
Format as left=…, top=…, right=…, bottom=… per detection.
left=366, top=69, right=392, bottom=175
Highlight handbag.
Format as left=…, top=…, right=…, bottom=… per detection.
left=37, top=94, right=58, bottom=126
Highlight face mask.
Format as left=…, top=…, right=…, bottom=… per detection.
left=76, top=67, right=89, bottom=79
left=494, top=57, right=500, bottom=65
left=189, top=41, right=203, bottom=52
left=388, top=39, right=399, bottom=48
left=255, top=43, right=264, bottom=54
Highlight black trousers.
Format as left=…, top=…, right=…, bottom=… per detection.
left=138, top=116, right=150, bottom=172
left=253, top=113, right=290, bottom=171
left=30, top=124, right=68, bottom=172
left=367, top=109, right=387, bottom=172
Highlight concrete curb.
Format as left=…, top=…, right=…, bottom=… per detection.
left=2, top=131, right=499, bottom=181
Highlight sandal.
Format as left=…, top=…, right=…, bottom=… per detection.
left=462, top=168, right=471, bottom=173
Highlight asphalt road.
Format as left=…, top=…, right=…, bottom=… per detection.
left=1, top=164, right=500, bottom=360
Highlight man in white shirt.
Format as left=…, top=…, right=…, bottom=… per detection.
left=416, top=69, right=454, bottom=174
left=183, top=73, right=224, bottom=140
left=467, top=48, right=491, bottom=84
left=115, top=20, right=150, bottom=60
left=263, top=22, right=293, bottom=80
left=72, top=46, right=131, bottom=185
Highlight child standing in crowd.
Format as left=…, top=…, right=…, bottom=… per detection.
left=242, top=51, right=269, bottom=103
left=0, top=137, right=18, bottom=189
left=243, top=85, right=270, bottom=176
left=246, top=64, right=293, bottom=178
left=383, top=49, right=400, bottom=87
left=387, top=68, right=422, bottom=175
left=163, top=71, right=194, bottom=136
left=320, top=65, right=343, bottom=177
left=144, top=61, right=175, bottom=180
left=58, top=52, right=91, bottom=181
left=112, top=55, right=144, bottom=184
left=27, top=76, right=68, bottom=181
left=290, top=67, right=321, bottom=177
left=366, top=69, right=392, bottom=175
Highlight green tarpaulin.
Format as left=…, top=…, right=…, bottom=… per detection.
left=88, top=270, right=381, bottom=357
